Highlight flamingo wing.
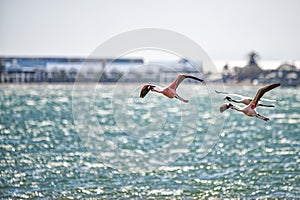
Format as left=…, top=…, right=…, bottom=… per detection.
left=250, top=83, right=281, bottom=108
left=215, top=90, right=278, bottom=103
left=170, top=74, right=204, bottom=90
left=140, top=84, right=155, bottom=98
left=215, top=90, right=250, bottom=100
left=259, top=97, right=278, bottom=102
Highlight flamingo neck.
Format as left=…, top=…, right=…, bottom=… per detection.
left=230, top=104, right=242, bottom=112
left=152, top=88, right=163, bottom=93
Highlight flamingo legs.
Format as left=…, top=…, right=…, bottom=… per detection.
left=256, top=113, right=269, bottom=121
left=175, top=95, right=188, bottom=103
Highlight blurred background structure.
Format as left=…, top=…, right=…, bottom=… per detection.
left=1, top=51, right=299, bottom=86
left=0, top=56, right=203, bottom=83
left=220, top=51, right=300, bottom=86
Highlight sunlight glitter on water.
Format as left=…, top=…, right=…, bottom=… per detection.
left=0, top=84, right=299, bottom=198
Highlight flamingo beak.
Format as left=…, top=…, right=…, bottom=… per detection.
left=149, top=85, right=155, bottom=91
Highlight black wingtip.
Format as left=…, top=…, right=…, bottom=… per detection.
left=185, top=75, right=204, bottom=83
left=270, top=82, right=281, bottom=90
left=195, top=77, right=205, bottom=82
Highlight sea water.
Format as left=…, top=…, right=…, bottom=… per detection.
left=0, top=84, right=299, bottom=198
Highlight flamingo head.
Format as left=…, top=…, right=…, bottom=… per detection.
left=140, top=85, right=155, bottom=98
left=224, top=96, right=232, bottom=101
left=219, top=103, right=232, bottom=113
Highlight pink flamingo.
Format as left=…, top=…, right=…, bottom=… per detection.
left=140, top=74, right=204, bottom=103
left=220, top=83, right=281, bottom=121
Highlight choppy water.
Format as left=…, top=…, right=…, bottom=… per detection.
left=0, top=84, right=299, bottom=199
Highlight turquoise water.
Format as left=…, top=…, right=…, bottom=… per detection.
left=0, top=84, right=299, bottom=198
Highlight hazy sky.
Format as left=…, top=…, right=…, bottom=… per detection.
left=0, top=0, right=299, bottom=61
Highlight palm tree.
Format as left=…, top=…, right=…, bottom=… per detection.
left=248, top=51, right=260, bottom=66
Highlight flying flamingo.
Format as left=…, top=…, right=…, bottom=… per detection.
left=219, top=83, right=281, bottom=121
left=140, top=74, right=204, bottom=103
left=215, top=90, right=277, bottom=107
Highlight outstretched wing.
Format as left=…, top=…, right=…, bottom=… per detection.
left=140, top=84, right=155, bottom=98
left=251, top=83, right=281, bottom=108
left=215, top=90, right=278, bottom=102
left=215, top=90, right=250, bottom=99
left=169, top=74, right=204, bottom=90
left=259, top=97, right=278, bottom=102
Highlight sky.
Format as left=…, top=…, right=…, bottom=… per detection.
left=0, top=0, right=300, bottom=65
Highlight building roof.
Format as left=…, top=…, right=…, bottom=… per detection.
left=277, top=63, right=297, bottom=71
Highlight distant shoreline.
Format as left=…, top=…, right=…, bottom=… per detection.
left=0, top=81, right=277, bottom=88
